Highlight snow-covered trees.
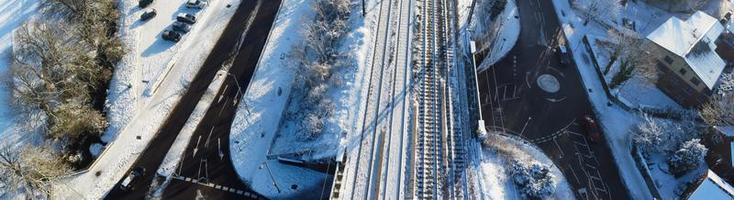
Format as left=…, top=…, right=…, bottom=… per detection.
left=573, top=0, right=622, bottom=26
left=699, top=95, right=734, bottom=127
left=510, top=161, right=555, bottom=199
left=668, top=139, right=708, bottom=176
left=633, top=114, right=665, bottom=154
left=2, top=0, right=122, bottom=172
left=287, top=0, right=351, bottom=138
left=0, top=146, right=71, bottom=198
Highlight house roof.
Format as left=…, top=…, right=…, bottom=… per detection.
left=689, top=170, right=734, bottom=200
left=718, top=126, right=734, bottom=137
left=647, top=11, right=726, bottom=89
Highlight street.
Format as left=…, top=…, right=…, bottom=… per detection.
left=104, top=0, right=281, bottom=199
left=476, top=0, right=630, bottom=199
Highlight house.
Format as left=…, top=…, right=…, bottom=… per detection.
left=706, top=126, right=734, bottom=184
left=646, top=11, right=727, bottom=107
left=682, top=170, right=734, bottom=200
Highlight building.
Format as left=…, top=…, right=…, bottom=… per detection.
left=682, top=170, right=734, bottom=200
left=646, top=11, right=727, bottom=107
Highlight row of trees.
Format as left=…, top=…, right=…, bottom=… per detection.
left=288, top=0, right=351, bottom=138
left=0, top=0, right=124, bottom=197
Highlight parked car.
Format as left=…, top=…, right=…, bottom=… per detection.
left=172, top=22, right=191, bottom=33
left=162, top=30, right=182, bottom=42
left=140, top=8, right=157, bottom=21
left=139, top=0, right=153, bottom=8
left=582, top=115, right=602, bottom=143
left=176, top=13, right=196, bottom=24
left=186, top=0, right=207, bottom=9
left=120, top=167, right=146, bottom=191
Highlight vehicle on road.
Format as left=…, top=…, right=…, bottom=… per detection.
left=172, top=22, right=192, bottom=33
left=162, top=30, right=182, bottom=42
left=139, top=0, right=153, bottom=8
left=140, top=8, right=157, bottom=21
left=582, top=115, right=602, bottom=143
left=186, top=0, right=207, bottom=9
left=120, top=167, right=146, bottom=191
left=557, top=44, right=571, bottom=66
left=176, top=13, right=197, bottom=24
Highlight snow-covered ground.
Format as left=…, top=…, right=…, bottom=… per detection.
left=644, top=151, right=707, bottom=199
left=53, top=0, right=243, bottom=198
left=227, top=0, right=333, bottom=198
left=0, top=0, right=41, bottom=146
left=477, top=134, right=575, bottom=200
left=228, top=0, right=377, bottom=198
left=476, top=0, right=519, bottom=70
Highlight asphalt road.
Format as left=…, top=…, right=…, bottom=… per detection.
left=104, top=0, right=280, bottom=199
left=476, top=0, right=630, bottom=199
left=161, top=0, right=281, bottom=199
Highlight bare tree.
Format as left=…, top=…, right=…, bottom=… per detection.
left=573, top=0, right=622, bottom=26
left=603, top=29, right=660, bottom=88
left=699, top=95, right=734, bottom=127
left=0, top=146, right=71, bottom=198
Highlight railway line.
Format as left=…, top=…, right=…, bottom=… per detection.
left=331, top=0, right=468, bottom=198
left=412, top=0, right=466, bottom=198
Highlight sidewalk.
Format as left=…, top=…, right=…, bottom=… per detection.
left=550, top=0, right=653, bottom=199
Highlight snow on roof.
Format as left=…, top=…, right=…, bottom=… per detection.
left=717, top=126, right=734, bottom=137
left=647, top=11, right=726, bottom=89
left=689, top=170, right=734, bottom=200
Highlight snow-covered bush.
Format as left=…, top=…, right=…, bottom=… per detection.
left=633, top=114, right=664, bottom=154
left=668, top=139, right=708, bottom=176
left=510, top=160, right=555, bottom=199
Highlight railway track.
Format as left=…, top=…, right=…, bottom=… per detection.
left=332, top=0, right=468, bottom=198
left=333, top=0, right=414, bottom=199
left=412, top=0, right=466, bottom=198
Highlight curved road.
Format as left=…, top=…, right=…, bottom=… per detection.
left=476, top=0, right=630, bottom=199
left=104, top=0, right=281, bottom=199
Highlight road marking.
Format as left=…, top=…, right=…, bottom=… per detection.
left=205, top=127, right=215, bottom=148
left=193, top=136, right=201, bottom=158
left=218, top=138, right=224, bottom=160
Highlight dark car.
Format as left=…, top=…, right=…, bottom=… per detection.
left=582, top=115, right=602, bottom=143
left=120, top=167, right=146, bottom=191
left=140, top=8, right=157, bottom=21
left=139, top=0, right=153, bottom=8
left=162, top=30, right=182, bottom=42
left=176, top=13, right=196, bottom=24
left=172, top=22, right=191, bottom=33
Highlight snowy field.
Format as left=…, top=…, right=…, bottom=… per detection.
left=477, top=134, right=575, bottom=200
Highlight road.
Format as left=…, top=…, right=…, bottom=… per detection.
left=104, top=0, right=281, bottom=199
left=475, top=0, right=630, bottom=199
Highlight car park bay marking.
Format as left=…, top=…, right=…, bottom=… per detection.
left=172, top=175, right=256, bottom=198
